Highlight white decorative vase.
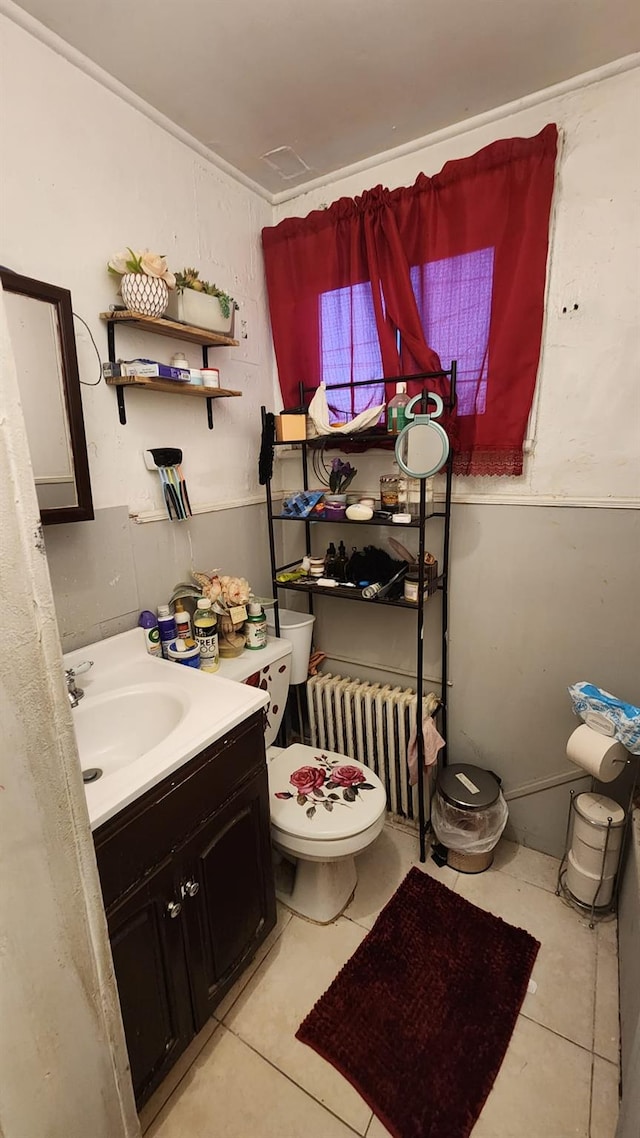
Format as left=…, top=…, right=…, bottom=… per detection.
left=121, top=273, right=169, bottom=318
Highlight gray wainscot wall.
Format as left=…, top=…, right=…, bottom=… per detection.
left=44, top=503, right=272, bottom=652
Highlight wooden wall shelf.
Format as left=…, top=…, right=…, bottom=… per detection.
left=99, top=310, right=238, bottom=348
left=106, top=376, right=241, bottom=399
left=101, top=309, right=241, bottom=427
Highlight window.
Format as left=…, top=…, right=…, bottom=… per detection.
left=410, top=248, right=494, bottom=417
left=320, top=250, right=494, bottom=423
left=320, top=282, right=384, bottom=424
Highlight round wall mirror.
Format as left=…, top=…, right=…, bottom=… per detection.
left=395, top=393, right=450, bottom=478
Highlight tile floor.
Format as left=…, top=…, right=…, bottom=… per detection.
left=145, top=824, right=620, bottom=1138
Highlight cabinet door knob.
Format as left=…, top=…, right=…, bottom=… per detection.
left=182, top=880, right=200, bottom=899
left=166, top=900, right=182, bottom=919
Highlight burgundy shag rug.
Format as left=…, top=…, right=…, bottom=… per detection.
left=296, top=867, right=539, bottom=1138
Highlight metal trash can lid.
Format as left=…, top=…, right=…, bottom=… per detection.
left=437, top=764, right=501, bottom=811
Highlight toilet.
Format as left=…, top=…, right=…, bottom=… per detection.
left=217, top=636, right=387, bottom=923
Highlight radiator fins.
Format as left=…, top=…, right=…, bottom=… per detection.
left=306, top=673, right=430, bottom=823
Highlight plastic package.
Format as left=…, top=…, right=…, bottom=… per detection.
left=431, top=791, right=509, bottom=855
left=568, top=682, right=640, bottom=755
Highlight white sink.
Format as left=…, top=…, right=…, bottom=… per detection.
left=74, top=683, right=190, bottom=776
left=63, top=628, right=270, bottom=831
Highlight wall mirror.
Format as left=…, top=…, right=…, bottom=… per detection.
left=395, top=392, right=450, bottom=479
left=1, top=270, right=94, bottom=524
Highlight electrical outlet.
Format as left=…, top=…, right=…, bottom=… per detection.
left=240, top=317, right=248, bottom=340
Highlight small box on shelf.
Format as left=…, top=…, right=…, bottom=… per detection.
left=275, top=412, right=307, bottom=442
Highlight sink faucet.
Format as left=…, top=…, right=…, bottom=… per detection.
left=65, top=660, right=94, bottom=708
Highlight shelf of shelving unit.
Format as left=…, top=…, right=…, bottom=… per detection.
left=271, top=512, right=435, bottom=528
left=99, top=310, right=239, bottom=348
left=261, top=367, right=457, bottom=865
left=100, top=310, right=240, bottom=428
left=274, top=576, right=443, bottom=608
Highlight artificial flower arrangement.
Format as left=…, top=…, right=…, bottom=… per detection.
left=107, top=248, right=176, bottom=289
left=171, top=571, right=252, bottom=658
left=107, top=248, right=176, bottom=318
left=328, top=458, right=357, bottom=494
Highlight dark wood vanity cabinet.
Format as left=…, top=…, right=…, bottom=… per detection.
left=94, top=711, right=276, bottom=1107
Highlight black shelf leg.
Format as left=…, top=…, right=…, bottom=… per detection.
left=206, top=397, right=214, bottom=429
left=116, top=384, right=127, bottom=425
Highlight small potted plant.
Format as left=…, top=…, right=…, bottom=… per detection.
left=107, top=248, right=176, bottom=317
left=324, top=458, right=357, bottom=518
left=166, top=267, right=239, bottom=335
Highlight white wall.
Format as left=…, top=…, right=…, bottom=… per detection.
left=0, top=14, right=276, bottom=520
left=274, top=66, right=640, bottom=508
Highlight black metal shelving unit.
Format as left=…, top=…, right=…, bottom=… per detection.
left=261, top=365, right=456, bottom=862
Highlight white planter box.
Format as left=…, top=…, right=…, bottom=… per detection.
left=166, top=289, right=234, bottom=335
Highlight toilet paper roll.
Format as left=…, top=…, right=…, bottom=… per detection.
left=566, top=724, right=628, bottom=782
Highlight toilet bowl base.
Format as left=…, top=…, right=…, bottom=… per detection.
left=275, top=852, right=357, bottom=924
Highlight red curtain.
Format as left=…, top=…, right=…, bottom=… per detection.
left=262, top=123, right=557, bottom=475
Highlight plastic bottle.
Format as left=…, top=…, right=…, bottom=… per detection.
left=244, top=603, right=267, bottom=650
left=157, top=604, right=177, bottom=660
left=138, top=610, right=162, bottom=657
left=335, top=541, right=348, bottom=582
left=386, top=381, right=410, bottom=435
left=194, top=598, right=219, bottom=672
left=324, top=542, right=337, bottom=577
left=174, top=599, right=192, bottom=640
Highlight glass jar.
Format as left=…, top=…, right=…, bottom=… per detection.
left=404, top=569, right=420, bottom=604
left=380, top=475, right=399, bottom=512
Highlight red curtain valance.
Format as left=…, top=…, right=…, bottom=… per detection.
left=262, top=123, right=558, bottom=475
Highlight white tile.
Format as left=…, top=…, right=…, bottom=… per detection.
left=344, top=823, right=458, bottom=930
left=590, top=1056, right=620, bottom=1138
left=214, top=903, right=293, bottom=1021
left=454, top=868, right=597, bottom=1050
left=594, top=930, right=620, bottom=1063
left=223, top=914, right=372, bottom=1135
left=146, top=1024, right=358, bottom=1138
left=596, top=916, right=618, bottom=956
left=472, top=1016, right=591, bottom=1138
left=492, top=838, right=560, bottom=894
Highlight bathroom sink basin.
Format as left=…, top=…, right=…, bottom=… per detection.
left=74, top=684, right=189, bottom=776
left=63, top=628, right=270, bottom=830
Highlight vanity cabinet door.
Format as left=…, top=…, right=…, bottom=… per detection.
left=181, top=768, right=276, bottom=1028
left=106, top=858, right=193, bottom=1107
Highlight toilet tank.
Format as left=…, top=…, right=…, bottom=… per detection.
left=216, top=636, right=292, bottom=748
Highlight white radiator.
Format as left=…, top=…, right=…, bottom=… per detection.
left=306, top=673, right=429, bottom=824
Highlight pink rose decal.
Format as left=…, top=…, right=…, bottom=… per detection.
left=331, top=765, right=366, bottom=788
left=274, top=753, right=375, bottom=818
left=289, top=765, right=326, bottom=796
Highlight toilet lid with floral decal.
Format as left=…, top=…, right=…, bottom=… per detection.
left=269, top=743, right=386, bottom=840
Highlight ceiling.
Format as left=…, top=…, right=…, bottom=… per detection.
left=12, top=0, right=640, bottom=196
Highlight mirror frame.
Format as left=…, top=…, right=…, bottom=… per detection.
left=1, top=269, right=94, bottom=524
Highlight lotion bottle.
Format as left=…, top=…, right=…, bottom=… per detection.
left=386, top=381, right=410, bottom=435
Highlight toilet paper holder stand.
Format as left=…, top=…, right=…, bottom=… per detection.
left=556, top=755, right=638, bottom=928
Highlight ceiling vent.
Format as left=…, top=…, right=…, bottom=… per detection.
left=260, top=146, right=311, bottom=180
